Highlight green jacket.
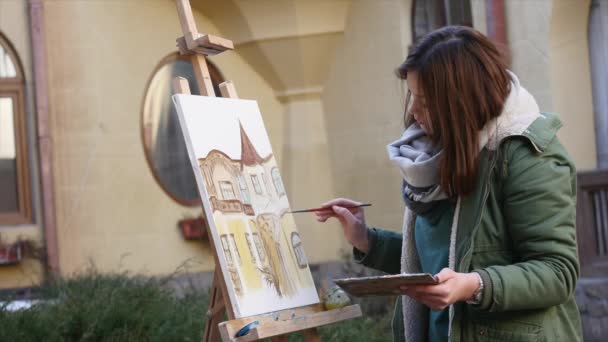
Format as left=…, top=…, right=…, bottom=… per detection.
left=355, top=113, right=583, bottom=341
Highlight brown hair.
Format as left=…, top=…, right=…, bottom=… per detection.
left=397, top=26, right=510, bottom=197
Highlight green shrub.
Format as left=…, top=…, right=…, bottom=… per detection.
left=0, top=271, right=208, bottom=342
left=0, top=270, right=392, bottom=341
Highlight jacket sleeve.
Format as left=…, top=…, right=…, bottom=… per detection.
left=353, top=228, right=403, bottom=274
left=475, top=138, right=580, bottom=312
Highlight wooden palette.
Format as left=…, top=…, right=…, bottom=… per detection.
left=334, top=273, right=438, bottom=296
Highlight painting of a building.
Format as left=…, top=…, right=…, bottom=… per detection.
left=174, top=95, right=318, bottom=317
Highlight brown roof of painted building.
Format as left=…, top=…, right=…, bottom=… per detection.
left=240, top=121, right=265, bottom=166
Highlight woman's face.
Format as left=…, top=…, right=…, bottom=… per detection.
left=406, top=71, right=430, bottom=133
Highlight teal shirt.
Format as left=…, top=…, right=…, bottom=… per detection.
left=414, top=199, right=455, bottom=342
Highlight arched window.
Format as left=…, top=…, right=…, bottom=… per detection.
left=271, top=167, right=285, bottom=196
left=141, top=53, right=224, bottom=206
left=589, top=0, right=608, bottom=168
left=291, top=232, right=307, bottom=268
left=0, top=33, right=32, bottom=224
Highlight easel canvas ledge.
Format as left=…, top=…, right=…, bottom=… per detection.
left=169, top=1, right=362, bottom=341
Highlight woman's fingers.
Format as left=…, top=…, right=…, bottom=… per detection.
left=399, top=272, right=475, bottom=311
left=400, top=286, right=451, bottom=310
left=434, top=268, right=456, bottom=283
left=332, top=206, right=357, bottom=225
left=321, top=198, right=362, bottom=209
left=315, top=212, right=336, bottom=222
left=401, top=285, right=447, bottom=298
left=316, top=198, right=362, bottom=222
left=315, top=209, right=336, bottom=218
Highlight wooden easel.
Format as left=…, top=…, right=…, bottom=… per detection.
left=171, top=1, right=362, bottom=341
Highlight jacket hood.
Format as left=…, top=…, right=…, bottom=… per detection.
left=480, top=71, right=541, bottom=151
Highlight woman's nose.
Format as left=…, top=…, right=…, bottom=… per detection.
left=410, top=99, right=420, bottom=112
left=412, top=105, right=421, bottom=119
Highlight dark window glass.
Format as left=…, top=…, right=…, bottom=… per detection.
left=142, top=54, right=223, bottom=205
left=412, top=0, right=472, bottom=43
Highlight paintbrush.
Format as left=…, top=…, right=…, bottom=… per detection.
left=287, top=203, right=372, bottom=214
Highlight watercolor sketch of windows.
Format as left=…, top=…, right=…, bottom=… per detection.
left=221, top=233, right=243, bottom=295
left=245, top=233, right=257, bottom=262
left=250, top=174, right=262, bottom=195
left=220, top=235, right=234, bottom=265
left=252, top=232, right=266, bottom=263
left=228, top=234, right=242, bottom=265
left=262, top=172, right=273, bottom=196
left=291, top=232, right=308, bottom=268
left=238, top=175, right=251, bottom=204
left=173, top=95, right=318, bottom=318
left=219, top=181, right=236, bottom=200
left=271, top=167, right=285, bottom=196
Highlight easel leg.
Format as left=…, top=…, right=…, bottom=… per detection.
left=203, top=272, right=226, bottom=342
left=303, top=328, right=320, bottom=342
left=270, top=335, right=288, bottom=342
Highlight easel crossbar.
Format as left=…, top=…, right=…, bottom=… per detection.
left=219, top=304, right=362, bottom=342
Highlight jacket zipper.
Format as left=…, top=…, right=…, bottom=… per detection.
left=457, top=152, right=497, bottom=272
left=449, top=153, right=497, bottom=342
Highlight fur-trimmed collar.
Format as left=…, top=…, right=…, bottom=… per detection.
left=480, top=71, right=541, bottom=151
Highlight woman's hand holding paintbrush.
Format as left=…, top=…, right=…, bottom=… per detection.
left=313, top=198, right=371, bottom=253
left=288, top=203, right=371, bottom=213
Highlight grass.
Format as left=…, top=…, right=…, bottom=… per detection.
left=0, top=270, right=393, bottom=341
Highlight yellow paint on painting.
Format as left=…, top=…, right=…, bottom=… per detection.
left=212, top=213, right=228, bottom=236
left=278, top=218, right=298, bottom=282
left=280, top=214, right=314, bottom=289
left=226, top=218, right=262, bottom=290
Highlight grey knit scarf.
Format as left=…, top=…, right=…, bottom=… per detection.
left=386, top=123, right=447, bottom=214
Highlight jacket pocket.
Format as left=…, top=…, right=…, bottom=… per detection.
left=471, top=320, right=543, bottom=342
left=470, top=249, right=515, bottom=270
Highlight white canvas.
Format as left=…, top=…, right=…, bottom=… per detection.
left=172, top=94, right=319, bottom=318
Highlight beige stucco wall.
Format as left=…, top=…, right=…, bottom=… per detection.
left=280, top=94, right=346, bottom=258
left=42, top=0, right=288, bottom=276
left=506, top=0, right=554, bottom=111
left=322, top=0, right=412, bottom=233
left=471, top=0, right=596, bottom=170
left=194, top=0, right=351, bottom=263
left=470, top=0, right=488, bottom=36
left=0, top=0, right=44, bottom=288
left=505, top=0, right=597, bottom=170
left=549, top=0, right=597, bottom=170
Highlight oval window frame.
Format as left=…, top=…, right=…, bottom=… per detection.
left=140, top=53, right=224, bottom=206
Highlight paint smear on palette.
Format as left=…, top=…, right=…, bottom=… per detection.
left=173, top=94, right=319, bottom=318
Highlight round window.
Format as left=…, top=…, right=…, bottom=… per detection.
left=141, top=53, right=223, bottom=205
